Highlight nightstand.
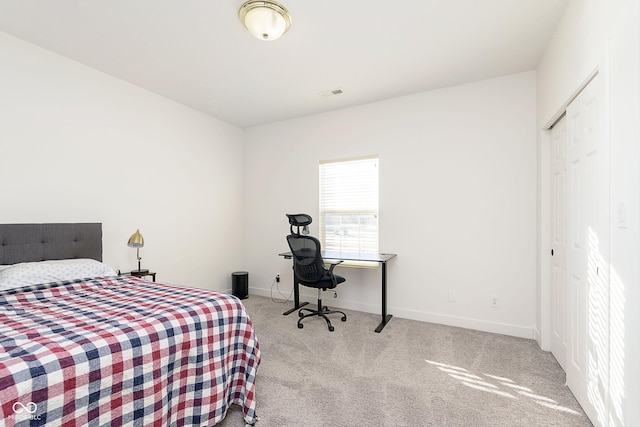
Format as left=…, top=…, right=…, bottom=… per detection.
left=123, top=271, right=156, bottom=281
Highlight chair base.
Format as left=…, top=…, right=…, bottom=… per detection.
left=297, top=292, right=347, bottom=332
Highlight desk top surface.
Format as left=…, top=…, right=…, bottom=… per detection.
left=279, top=251, right=396, bottom=263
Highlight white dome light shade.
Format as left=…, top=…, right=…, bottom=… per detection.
left=244, top=8, right=286, bottom=40
left=239, top=1, right=292, bottom=41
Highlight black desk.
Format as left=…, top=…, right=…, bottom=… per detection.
left=279, top=251, right=397, bottom=332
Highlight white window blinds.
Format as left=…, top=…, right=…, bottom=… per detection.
left=319, top=156, right=379, bottom=256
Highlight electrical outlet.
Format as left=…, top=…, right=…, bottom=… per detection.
left=276, top=274, right=280, bottom=283
left=490, top=296, right=499, bottom=308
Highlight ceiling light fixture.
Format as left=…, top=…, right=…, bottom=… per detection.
left=239, top=0, right=292, bottom=41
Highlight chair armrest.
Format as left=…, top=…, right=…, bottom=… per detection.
left=325, top=260, right=343, bottom=288
left=326, top=259, right=343, bottom=272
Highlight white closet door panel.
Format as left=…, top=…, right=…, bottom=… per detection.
left=565, top=73, right=610, bottom=427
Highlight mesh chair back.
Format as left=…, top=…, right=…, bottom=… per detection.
left=286, top=234, right=326, bottom=284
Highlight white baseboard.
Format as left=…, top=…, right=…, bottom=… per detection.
left=533, top=327, right=542, bottom=347
left=248, top=286, right=534, bottom=339
left=391, top=307, right=535, bottom=339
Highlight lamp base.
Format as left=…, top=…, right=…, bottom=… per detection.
left=131, top=269, right=149, bottom=274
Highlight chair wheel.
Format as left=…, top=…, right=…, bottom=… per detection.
left=298, top=323, right=304, bottom=329
left=341, top=315, right=347, bottom=322
left=298, top=311, right=304, bottom=317
left=328, top=325, right=335, bottom=332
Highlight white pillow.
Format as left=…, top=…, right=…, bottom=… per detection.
left=0, top=259, right=117, bottom=290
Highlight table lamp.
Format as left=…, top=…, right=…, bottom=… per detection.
left=127, top=229, right=148, bottom=274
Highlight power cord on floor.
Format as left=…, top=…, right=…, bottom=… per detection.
left=270, top=275, right=293, bottom=304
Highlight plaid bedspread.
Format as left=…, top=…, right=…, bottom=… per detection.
left=0, top=276, right=260, bottom=426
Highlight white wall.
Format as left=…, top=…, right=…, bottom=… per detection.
left=243, top=71, right=537, bottom=338
left=0, top=32, right=245, bottom=291
left=536, top=1, right=640, bottom=425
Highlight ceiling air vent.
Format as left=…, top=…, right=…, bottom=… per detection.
left=319, top=88, right=344, bottom=97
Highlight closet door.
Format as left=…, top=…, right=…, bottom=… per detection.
left=550, top=114, right=567, bottom=371
left=565, top=73, right=609, bottom=426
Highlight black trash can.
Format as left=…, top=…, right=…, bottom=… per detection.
left=232, top=271, right=249, bottom=299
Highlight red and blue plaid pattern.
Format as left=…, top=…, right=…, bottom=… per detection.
left=0, top=276, right=260, bottom=426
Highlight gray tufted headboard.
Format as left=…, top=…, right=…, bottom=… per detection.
left=0, top=223, right=102, bottom=265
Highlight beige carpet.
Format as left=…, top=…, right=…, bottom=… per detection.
left=219, top=295, right=592, bottom=427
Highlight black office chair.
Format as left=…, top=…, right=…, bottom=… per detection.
left=286, top=213, right=347, bottom=332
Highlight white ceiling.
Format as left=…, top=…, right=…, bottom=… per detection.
left=0, top=0, right=568, bottom=128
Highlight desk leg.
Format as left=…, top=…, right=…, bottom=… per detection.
left=375, top=261, right=393, bottom=333
left=283, top=271, right=309, bottom=315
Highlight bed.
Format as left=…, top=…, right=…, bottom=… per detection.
left=0, top=223, right=260, bottom=426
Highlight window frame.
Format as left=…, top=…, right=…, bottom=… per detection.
left=318, top=155, right=380, bottom=268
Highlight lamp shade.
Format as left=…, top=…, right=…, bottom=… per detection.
left=239, top=0, right=292, bottom=41
left=127, top=229, right=144, bottom=248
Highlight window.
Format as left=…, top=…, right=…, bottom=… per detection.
left=319, top=155, right=379, bottom=263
